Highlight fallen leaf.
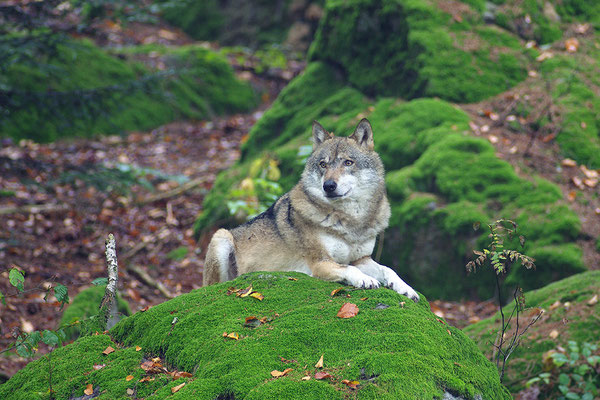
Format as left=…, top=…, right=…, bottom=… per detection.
left=102, top=346, right=115, bottom=355
left=139, top=376, right=154, bottom=382
left=330, top=287, right=343, bottom=296
left=271, top=368, right=293, bottom=378
left=575, top=23, right=590, bottom=34
left=565, top=38, right=579, bottom=53
left=84, top=384, right=93, bottom=395
left=226, top=287, right=240, bottom=296
left=302, top=375, right=311, bottom=381
left=93, top=364, right=105, bottom=370
left=140, top=360, right=154, bottom=371
left=250, top=292, right=264, bottom=301
left=342, top=379, right=360, bottom=389
left=581, top=121, right=587, bottom=129
left=572, top=176, right=585, bottom=189
left=542, top=132, right=556, bottom=142
left=567, top=191, right=577, bottom=202
left=549, top=329, right=559, bottom=339
left=288, top=277, right=298, bottom=281
left=127, top=388, right=134, bottom=395
left=171, top=382, right=185, bottom=393
left=549, top=300, right=561, bottom=311
left=360, top=297, right=368, bottom=301
left=447, top=329, right=452, bottom=336
left=135, top=346, right=142, bottom=352
left=126, top=375, right=134, bottom=381
left=315, top=371, right=333, bottom=380
left=315, top=354, right=324, bottom=369
left=584, top=179, right=598, bottom=188
left=244, top=316, right=262, bottom=328
left=588, top=294, right=598, bottom=306
left=226, top=332, right=239, bottom=340
left=172, top=371, right=193, bottom=380
left=536, top=51, right=554, bottom=61
left=374, top=303, right=389, bottom=310
left=140, top=305, right=151, bottom=312
left=337, top=303, right=359, bottom=318
left=237, top=285, right=252, bottom=297
left=580, top=165, right=598, bottom=179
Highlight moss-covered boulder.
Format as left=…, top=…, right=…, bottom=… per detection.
left=0, top=272, right=510, bottom=399
left=463, top=270, right=600, bottom=394
left=308, top=0, right=528, bottom=102
left=60, top=285, right=131, bottom=340
left=1, top=40, right=256, bottom=142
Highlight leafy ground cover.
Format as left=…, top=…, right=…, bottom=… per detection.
left=0, top=272, right=511, bottom=399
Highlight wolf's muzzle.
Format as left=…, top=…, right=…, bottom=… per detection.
left=323, top=179, right=337, bottom=194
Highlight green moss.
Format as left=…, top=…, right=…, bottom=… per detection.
left=463, top=271, right=600, bottom=393
left=156, top=0, right=305, bottom=47
left=308, top=0, right=527, bottom=102
left=0, top=272, right=511, bottom=399
left=1, top=41, right=255, bottom=142
left=541, top=51, right=600, bottom=168
left=0, top=335, right=144, bottom=400
left=506, top=244, right=586, bottom=291
left=60, top=285, right=131, bottom=340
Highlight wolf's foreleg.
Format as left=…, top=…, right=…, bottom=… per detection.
left=310, top=260, right=380, bottom=290
left=353, top=257, right=419, bottom=302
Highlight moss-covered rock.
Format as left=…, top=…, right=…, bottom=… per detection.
left=1, top=40, right=256, bottom=142
left=60, top=285, right=131, bottom=340
left=463, top=270, right=600, bottom=394
left=308, top=0, right=528, bottom=102
left=1, top=272, right=511, bottom=399
left=157, top=0, right=324, bottom=49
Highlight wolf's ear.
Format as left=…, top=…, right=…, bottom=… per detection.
left=312, top=121, right=333, bottom=149
left=350, top=118, right=374, bottom=150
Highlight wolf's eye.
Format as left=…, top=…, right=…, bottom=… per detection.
left=319, top=161, right=327, bottom=168
left=344, top=160, right=354, bottom=166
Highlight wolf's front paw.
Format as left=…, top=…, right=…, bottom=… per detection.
left=388, top=280, right=420, bottom=302
left=343, top=266, right=380, bottom=290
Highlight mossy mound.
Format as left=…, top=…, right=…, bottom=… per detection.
left=157, top=0, right=320, bottom=48
left=1, top=272, right=511, bottom=399
left=1, top=40, right=256, bottom=142
left=463, top=270, right=600, bottom=394
left=537, top=35, right=600, bottom=168
left=308, top=0, right=528, bottom=102
left=60, top=285, right=131, bottom=340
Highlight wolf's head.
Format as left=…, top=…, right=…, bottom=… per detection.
left=301, top=119, right=386, bottom=204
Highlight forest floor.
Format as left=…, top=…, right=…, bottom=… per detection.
left=1, top=20, right=598, bottom=380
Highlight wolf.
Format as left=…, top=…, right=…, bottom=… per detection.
left=203, top=119, right=419, bottom=302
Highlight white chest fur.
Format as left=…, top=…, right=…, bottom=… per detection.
left=319, top=233, right=375, bottom=264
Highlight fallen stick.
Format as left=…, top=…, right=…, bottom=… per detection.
left=0, top=203, right=69, bottom=215
left=137, top=177, right=206, bottom=205
left=127, top=264, right=173, bottom=299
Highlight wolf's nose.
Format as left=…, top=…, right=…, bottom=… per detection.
left=323, top=180, right=337, bottom=193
